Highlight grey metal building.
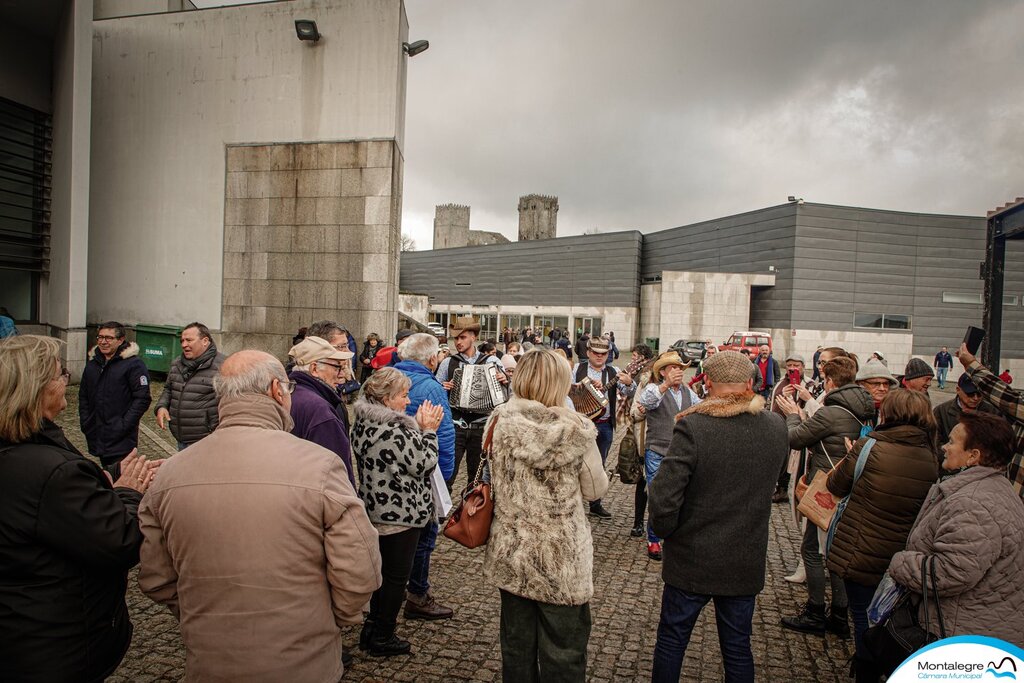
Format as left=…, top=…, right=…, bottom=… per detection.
left=399, top=201, right=1024, bottom=372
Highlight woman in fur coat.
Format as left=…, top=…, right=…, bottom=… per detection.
left=483, top=348, right=609, bottom=682
left=351, top=368, right=443, bottom=657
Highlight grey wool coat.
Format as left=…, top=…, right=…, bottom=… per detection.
left=649, top=393, right=788, bottom=596
left=888, top=466, right=1024, bottom=642
left=483, top=398, right=609, bottom=606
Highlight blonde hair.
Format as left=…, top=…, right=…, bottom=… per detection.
left=512, top=348, right=571, bottom=408
left=362, top=366, right=411, bottom=405
left=0, top=335, right=64, bottom=442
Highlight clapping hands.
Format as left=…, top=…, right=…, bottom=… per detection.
left=415, top=400, right=445, bottom=432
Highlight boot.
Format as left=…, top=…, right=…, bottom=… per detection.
left=826, top=605, right=851, bottom=639
left=366, top=623, right=412, bottom=658
left=781, top=601, right=826, bottom=634
left=772, top=485, right=788, bottom=504
left=784, top=561, right=806, bottom=584
left=358, top=617, right=376, bottom=651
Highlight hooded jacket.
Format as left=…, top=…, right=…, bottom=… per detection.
left=0, top=420, right=143, bottom=683
left=138, top=393, right=381, bottom=683
left=79, top=342, right=151, bottom=462
left=351, top=399, right=438, bottom=529
left=154, top=346, right=225, bottom=446
left=825, top=424, right=939, bottom=586
left=888, top=467, right=1024, bottom=642
left=649, top=393, right=788, bottom=596
left=483, top=398, right=609, bottom=605
left=288, top=370, right=355, bottom=488
left=786, top=383, right=876, bottom=480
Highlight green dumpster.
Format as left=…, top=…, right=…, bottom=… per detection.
left=135, top=324, right=183, bottom=374
left=645, top=337, right=660, bottom=352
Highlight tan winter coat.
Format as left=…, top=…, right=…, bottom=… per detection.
left=888, top=466, right=1024, bottom=642
left=138, top=393, right=382, bottom=683
left=483, top=397, right=609, bottom=605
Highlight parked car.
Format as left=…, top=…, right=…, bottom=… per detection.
left=670, top=340, right=709, bottom=363
left=426, top=323, right=447, bottom=340
left=719, top=331, right=773, bottom=355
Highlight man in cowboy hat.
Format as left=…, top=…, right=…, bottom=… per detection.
left=636, top=351, right=700, bottom=560
left=573, top=335, right=635, bottom=518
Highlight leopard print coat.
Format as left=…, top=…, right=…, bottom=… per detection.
left=351, top=399, right=439, bottom=529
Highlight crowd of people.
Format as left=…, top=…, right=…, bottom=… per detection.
left=1, top=316, right=1023, bottom=682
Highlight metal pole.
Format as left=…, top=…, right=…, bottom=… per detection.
left=982, top=216, right=1005, bottom=370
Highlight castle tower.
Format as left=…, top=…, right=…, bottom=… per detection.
left=433, top=204, right=471, bottom=249
left=518, top=194, right=558, bottom=241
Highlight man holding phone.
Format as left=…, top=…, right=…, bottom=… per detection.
left=768, top=353, right=815, bottom=503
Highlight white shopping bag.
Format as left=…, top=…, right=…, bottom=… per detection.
left=430, top=467, right=453, bottom=521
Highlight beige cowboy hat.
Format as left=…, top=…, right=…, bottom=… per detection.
left=651, top=350, right=690, bottom=381
left=448, top=315, right=481, bottom=335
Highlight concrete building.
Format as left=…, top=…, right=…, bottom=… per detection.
left=1, top=0, right=412, bottom=376
left=400, top=201, right=1024, bottom=375
left=518, top=193, right=558, bottom=242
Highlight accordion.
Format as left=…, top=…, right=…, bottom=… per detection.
left=449, top=363, right=509, bottom=414
left=570, top=378, right=608, bottom=419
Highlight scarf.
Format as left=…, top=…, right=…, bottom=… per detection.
left=181, top=343, right=218, bottom=381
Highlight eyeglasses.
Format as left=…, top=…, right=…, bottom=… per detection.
left=318, top=361, right=344, bottom=372
left=277, top=379, right=296, bottom=395
left=96, top=335, right=119, bottom=342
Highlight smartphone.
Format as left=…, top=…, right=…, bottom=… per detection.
left=788, top=368, right=803, bottom=386
left=963, top=326, right=985, bottom=355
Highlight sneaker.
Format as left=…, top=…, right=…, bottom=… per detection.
left=629, top=523, right=644, bottom=537
left=784, top=562, right=806, bottom=584
left=781, top=602, right=826, bottom=635
left=647, top=542, right=663, bottom=561
left=589, top=503, right=612, bottom=519
left=403, top=591, right=454, bottom=621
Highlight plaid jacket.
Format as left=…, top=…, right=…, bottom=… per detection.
left=966, top=360, right=1024, bottom=499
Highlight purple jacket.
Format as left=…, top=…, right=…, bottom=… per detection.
left=288, top=371, right=355, bottom=487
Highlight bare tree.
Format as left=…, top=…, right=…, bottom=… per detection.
left=400, top=233, right=417, bottom=252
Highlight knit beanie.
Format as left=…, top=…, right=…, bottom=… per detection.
left=855, top=358, right=897, bottom=385
left=903, top=357, right=934, bottom=381
left=704, top=350, right=754, bottom=384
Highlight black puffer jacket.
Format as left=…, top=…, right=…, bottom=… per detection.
left=154, top=346, right=225, bottom=446
left=0, top=421, right=143, bottom=683
left=79, top=342, right=151, bottom=463
left=787, top=383, right=876, bottom=479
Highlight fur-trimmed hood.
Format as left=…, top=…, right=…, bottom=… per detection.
left=89, top=341, right=140, bottom=362
left=490, top=397, right=597, bottom=470
left=679, top=392, right=764, bottom=419
left=352, top=397, right=420, bottom=432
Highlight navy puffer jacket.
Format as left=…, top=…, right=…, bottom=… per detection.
left=79, top=342, right=151, bottom=463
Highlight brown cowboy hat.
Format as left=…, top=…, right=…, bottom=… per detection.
left=651, top=350, right=690, bottom=381
left=448, top=315, right=481, bottom=335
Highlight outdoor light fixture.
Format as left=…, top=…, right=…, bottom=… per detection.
left=295, top=20, right=320, bottom=42
left=403, top=40, right=429, bottom=57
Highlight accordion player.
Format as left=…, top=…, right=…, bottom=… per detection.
left=569, top=378, right=608, bottom=420
left=448, top=362, right=510, bottom=414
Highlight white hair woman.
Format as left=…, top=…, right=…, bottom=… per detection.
left=350, top=367, right=443, bottom=657
left=483, top=348, right=609, bottom=681
left=0, top=335, right=157, bottom=681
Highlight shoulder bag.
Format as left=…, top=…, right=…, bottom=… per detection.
left=442, top=416, right=497, bottom=548
left=864, top=555, right=947, bottom=676
left=823, top=437, right=875, bottom=554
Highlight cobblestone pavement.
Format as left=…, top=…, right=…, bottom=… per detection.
left=56, top=381, right=959, bottom=682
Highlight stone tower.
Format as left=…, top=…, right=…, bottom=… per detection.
left=518, top=194, right=558, bottom=241
left=433, top=204, right=471, bottom=249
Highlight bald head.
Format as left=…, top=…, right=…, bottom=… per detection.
left=214, top=350, right=287, bottom=400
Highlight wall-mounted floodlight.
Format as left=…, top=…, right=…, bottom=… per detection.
left=403, top=40, right=429, bottom=56
left=295, top=20, right=320, bottom=42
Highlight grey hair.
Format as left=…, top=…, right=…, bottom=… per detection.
left=522, top=341, right=535, bottom=351
left=398, top=333, right=439, bottom=365
left=307, top=320, right=344, bottom=340
left=213, top=357, right=286, bottom=399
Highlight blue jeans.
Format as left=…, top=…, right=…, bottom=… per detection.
left=591, top=421, right=614, bottom=508
left=652, top=584, right=756, bottom=683
left=645, top=449, right=664, bottom=543
left=844, top=579, right=879, bottom=665
left=407, top=520, right=438, bottom=597
left=936, top=366, right=948, bottom=388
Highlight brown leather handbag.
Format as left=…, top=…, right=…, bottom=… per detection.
left=442, top=417, right=497, bottom=548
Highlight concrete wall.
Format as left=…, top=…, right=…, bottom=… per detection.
left=399, top=292, right=429, bottom=323
left=89, top=0, right=408, bottom=331
left=655, top=271, right=776, bottom=350
left=639, top=283, right=661, bottom=346
left=46, top=0, right=93, bottom=378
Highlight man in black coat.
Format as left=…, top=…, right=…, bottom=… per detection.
left=79, top=321, right=151, bottom=476
left=649, top=350, right=788, bottom=683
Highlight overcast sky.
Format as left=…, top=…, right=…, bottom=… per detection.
left=195, top=0, right=1024, bottom=250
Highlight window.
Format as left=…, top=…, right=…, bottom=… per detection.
left=854, top=313, right=912, bottom=331
left=942, top=292, right=1018, bottom=306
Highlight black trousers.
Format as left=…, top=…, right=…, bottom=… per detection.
left=499, top=589, right=591, bottom=683
left=633, top=477, right=647, bottom=527
left=368, top=526, right=425, bottom=631
left=446, top=423, right=485, bottom=492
